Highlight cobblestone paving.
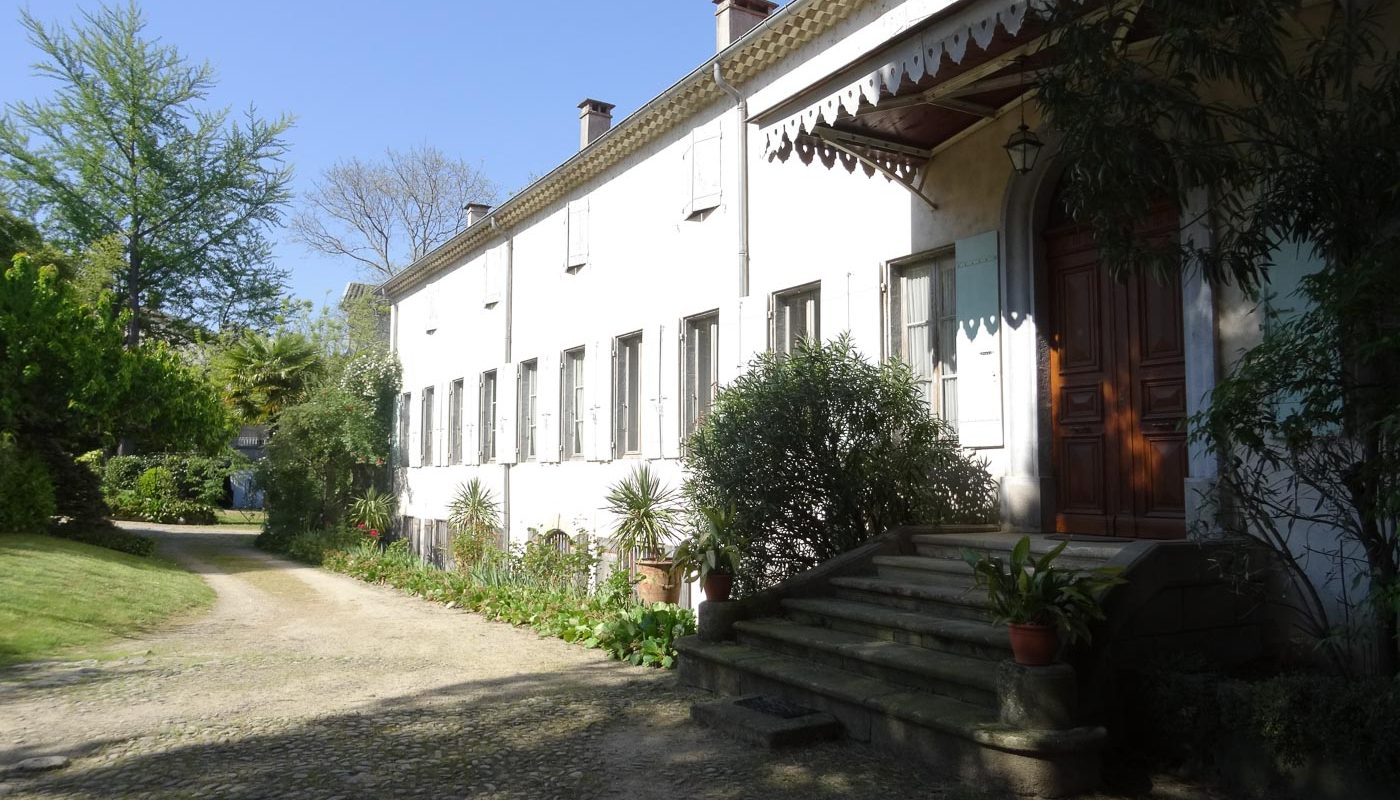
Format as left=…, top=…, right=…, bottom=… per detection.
left=0, top=525, right=1228, bottom=800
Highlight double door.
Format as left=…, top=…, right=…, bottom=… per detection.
left=1046, top=207, right=1187, bottom=539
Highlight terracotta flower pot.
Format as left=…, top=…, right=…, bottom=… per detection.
left=1007, top=622, right=1060, bottom=666
left=702, top=571, right=734, bottom=602
left=634, top=559, right=681, bottom=605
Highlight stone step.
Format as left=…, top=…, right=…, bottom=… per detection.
left=675, top=636, right=1105, bottom=797
left=910, top=533, right=1125, bottom=568
left=872, top=555, right=978, bottom=589
left=781, top=597, right=1011, bottom=660
left=828, top=576, right=992, bottom=620
left=690, top=695, right=843, bottom=748
left=734, top=618, right=998, bottom=707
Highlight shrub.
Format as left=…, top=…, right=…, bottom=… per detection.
left=102, top=454, right=240, bottom=507
left=49, top=522, right=155, bottom=556
left=685, top=335, right=999, bottom=595
left=282, top=525, right=362, bottom=565
left=348, top=486, right=394, bottom=534
left=518, top=536, right=600, bottom=595
left=1125, top=665, right=1400, bottom=787
left=106, top=465, right=217, bottom=524
left=0, top=434, right=55, bottom=532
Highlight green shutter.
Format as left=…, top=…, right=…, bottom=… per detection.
left=954, top=230, right=1003, bottom=448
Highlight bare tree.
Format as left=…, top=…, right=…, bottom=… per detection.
left=292, top=144, right=497, bottom=280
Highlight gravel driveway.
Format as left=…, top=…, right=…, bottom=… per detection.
left=0, top=525, right=1224, bottom=800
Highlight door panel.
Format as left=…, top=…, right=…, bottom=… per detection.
left=1047, top=203, right=1186, bottom=539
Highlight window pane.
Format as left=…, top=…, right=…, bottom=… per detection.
left=421, top=387, right=435, bottom=465
left=449, top=379, right=464, bottom=464
left=626, top=338, right=641, bottom=453
left=684, top=313, right=719, bottom=437
left=480, top=372, right=496, bottom=462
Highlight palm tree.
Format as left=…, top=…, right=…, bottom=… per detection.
left=214, top=331, right=323, bottom=424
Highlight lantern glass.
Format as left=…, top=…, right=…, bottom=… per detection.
left=1004, top=124, right=1044, bottom=174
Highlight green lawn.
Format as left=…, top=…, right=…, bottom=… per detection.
left=214, top=508, right=265, bottom=526
left=0, top=534, right=214, bottom=666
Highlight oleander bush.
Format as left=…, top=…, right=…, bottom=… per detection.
left=685, top=335, right=1000, bottom=596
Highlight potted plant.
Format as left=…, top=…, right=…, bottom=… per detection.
left=674, top=505, right=743, bottom=602
left=963, top=537, right=1125, bottom=666
left=604, top=464, right=681, bottom=604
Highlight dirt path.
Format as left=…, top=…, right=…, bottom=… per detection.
left=0, top=525, right=1223, bottom=800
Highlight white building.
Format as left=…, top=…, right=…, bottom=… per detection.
left=382, top=0, right=1302, bottom=571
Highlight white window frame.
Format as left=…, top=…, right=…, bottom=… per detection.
left=682, top=311, right=720, bottom=440
left=479, top=370, right=497, bottom=463
left=561, top=347, right=586, bottom=460
left=613, top=332, right=643, bottom=458
left=447, top=378, right=464, bottom=465
left=420, top=385, right=435, bottom=466
left=771, top=282, right=821, bottom=356
left=517, top=359, right=539, bottom=461
left=887, top=249, right=958, bottom=421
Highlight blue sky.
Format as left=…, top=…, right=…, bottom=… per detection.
left=2, top=1, right=787, bottom=307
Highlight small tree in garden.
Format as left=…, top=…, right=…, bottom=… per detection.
left=684, top=336, right=999, bottom=596
left=448, top=478, right=501, bottom=570
left=1038, top=0, right=1400, bottom=675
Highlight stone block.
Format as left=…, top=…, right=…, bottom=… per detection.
left=698, top=600, right=746, bottom=641
left=996, top=660, right=1079, bottom=730
left=690, top=695, right=842, bottom=748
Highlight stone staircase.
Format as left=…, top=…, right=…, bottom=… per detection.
left=676, top=528, right=1139, bottom=797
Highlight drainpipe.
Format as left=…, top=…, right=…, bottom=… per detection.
left=712, top=62, right=749, bottom=298
left=491, top=216, right=514, bottom=541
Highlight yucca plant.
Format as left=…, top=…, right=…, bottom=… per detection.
left=604, top=464, right=679, bottom=561
left=349, top=486, right=395, bottom=534
left=449, top=478, right=501, bottom=570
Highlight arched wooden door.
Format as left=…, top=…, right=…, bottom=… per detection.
left=1044, top=196, right=1187, bottom=539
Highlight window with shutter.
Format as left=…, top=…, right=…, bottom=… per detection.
left=772, top=282, right=820, bottom=355
left=484, top=248, right=503, bottom=307
left=420, top=386, right=435, bottom=466
left=517, top=360, right=538, bottom=461
left=447, top=379, right=464, bottom=464
left=562, top=347, right=586, bottom=460
left=682, top=311, right=720, bottom=439
left=613, top=332, right=643, bottom=457
left=889, top=250, right=958, bottom=419
left=479, top=371, right=497, bottom=462
left=397, top=392, right=411, bottom=466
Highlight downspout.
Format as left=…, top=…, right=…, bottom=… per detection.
left=491, top=216, right=514, bottom=541
left=712, top=63, right=749, bottom=298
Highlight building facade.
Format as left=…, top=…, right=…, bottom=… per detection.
left=381, top=0, right=1314, bottom=579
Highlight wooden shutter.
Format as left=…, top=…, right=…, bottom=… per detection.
left=586, top=340, right=611, bottom=461
left=690, top=127, right=722, bottom=215
left=1264, top=242, right=1320, bottom=329
left=846, top=266, right=884, bottom=360
left=643, top=324, right=665, bottom=458
left=539, top=351, right=562, bottom=463
left=464, top=374, right=481, bottom=466
left=483, top=248, right=503, bottom=307
left=567, top=198, right=589, bottom=269
left=954, top=231, right=1004, bottom=448
left=496, top=363, right=518, bottom=465
left=408, top=389, right=421, bottom=468
left=659, top=322, right=682, bottom=458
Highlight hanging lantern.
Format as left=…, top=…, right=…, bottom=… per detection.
left=1004, top=123, right=1044, bottom=175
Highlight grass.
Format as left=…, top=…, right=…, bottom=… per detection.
left=214, top=508, right=265, bottom=526
left=0, top=534, right=214, bottom=666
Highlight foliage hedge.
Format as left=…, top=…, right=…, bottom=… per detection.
left=323, top=540, right=694, bottom=669
left=1124, top=665, right=1400, bottom=788
left=685, top=336, right=1000, bottom=596
left=49, top=522, right=156, bottom=557
left=102, top=453, right=242, bottom=507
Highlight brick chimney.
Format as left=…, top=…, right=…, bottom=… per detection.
left=578, top=99, right=615, bottom=150
left=714, top=0, right=777, bottom=51
left=465, top=202, right=491, bottom=226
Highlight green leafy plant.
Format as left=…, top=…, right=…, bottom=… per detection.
left=348, top=486, right=394, bottom=535
left=685, top=335, right=999, bottom=596
left=0, top=434, right=55, bottom=533
left=963, top=537, right=1125, bottom=645
left=448, top=478, right=500, bottom=570
left=673, top=505, right=743, bottom=583
left=588, top=603, right=696, bottom=668
left=604, top=464, right=679, bottom=561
